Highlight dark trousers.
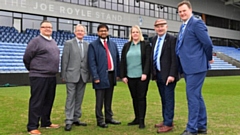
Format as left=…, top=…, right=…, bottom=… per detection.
left=95, top=71, right=114, bottom=124
left=127, top=77, right=149, bottom=121
left=156, top=71, right=176, bottom=126
left=27, top=77, right=56, bottom=131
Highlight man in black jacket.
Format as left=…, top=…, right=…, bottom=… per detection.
left=151, top=19, right=179, bottom=133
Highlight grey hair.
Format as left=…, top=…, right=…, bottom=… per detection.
left=74, top=24, right=87, bottom=33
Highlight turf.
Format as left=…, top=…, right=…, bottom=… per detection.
left=0, top=76, right=239, bottom=135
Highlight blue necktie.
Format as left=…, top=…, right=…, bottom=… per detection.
left=176, top=24, right=186, bottom=55
left=153, top=37, right=161, bottom=70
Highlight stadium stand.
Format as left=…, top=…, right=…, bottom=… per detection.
left=0, top=26, right=128, bottom=73
left=210, top=56, right=239, bottom=70
left=1, top=26, right=240, bottom=73
left=0, top=0, right=240, bottom=86
left=213, top=46, right=240, bottom=62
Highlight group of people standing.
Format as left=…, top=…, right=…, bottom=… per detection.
left=23, top=1, right=213, bottom=135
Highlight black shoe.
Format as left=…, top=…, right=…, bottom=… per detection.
left=105, top=119, right=121, bottom=125
left=181, top=130, right=197, bottom=135
left=64, top=124, right=72, bottom=131
left=139, top=119, right=145, bottom=129
left=97, top=123, right=108, bottom=128
left=139, top=124, right=145, bottom=129
left=73, top=121, right=87, bottom=126
left=198, top=129, right=207, bottom=134
left=127, top=119, right=139, bottom=126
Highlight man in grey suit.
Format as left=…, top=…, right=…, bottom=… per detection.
left=61, top=24, right=89, bottom=131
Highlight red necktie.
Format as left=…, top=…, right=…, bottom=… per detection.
left=103, top=40, right=112, bottom=70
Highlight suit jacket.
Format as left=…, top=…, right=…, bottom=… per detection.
left=177, top=16, right=213, bottom=74
left=120, top=41, right=151, bottom=79
left=88, top=37, right=120, bottom=89
left=151, top=33, right=179, bottom=82
left=61, top=38, right=89, bottom=83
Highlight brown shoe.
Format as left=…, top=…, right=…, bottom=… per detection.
left=46, top=124, right=60, bottom=129
left=157, top=125, right=173, bottom=133
left=155, top=122, right=174, bottom=128
left=155, top=122, right=164, bottom=128
left=28, top=129, right=41, bottom=135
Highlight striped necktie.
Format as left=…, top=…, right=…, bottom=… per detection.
left=176, top=24, right=186, bottom=55
left=153, top=37, right=162, bottom=70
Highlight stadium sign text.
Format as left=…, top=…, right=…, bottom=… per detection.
left=4, top=0, right=123, bottom=22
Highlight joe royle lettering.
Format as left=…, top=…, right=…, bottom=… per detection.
left=33, top=1, right=122, bottom=22
left=3, top=0, right=123, bottom=22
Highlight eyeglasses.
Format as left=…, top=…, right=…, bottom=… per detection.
left=75, top=30, right=85, bottom=33
left=41, top=26, right=52, bottom=29
left=98, top=30, right=108, bottom=33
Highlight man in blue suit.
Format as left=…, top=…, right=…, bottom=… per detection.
left=176, top=1, right=213, bottom=135
left=88, top=24, right=121, bottom=128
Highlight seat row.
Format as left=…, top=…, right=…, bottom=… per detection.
left=213, top=46, right=240, bottom=61
left=209, top=56, right=239, bottom=70
left=0, top=50, right=239, bottom=74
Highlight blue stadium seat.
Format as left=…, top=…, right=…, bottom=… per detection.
left=213, top=45, right=240, bottom=62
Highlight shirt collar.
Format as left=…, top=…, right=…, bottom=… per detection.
left=40, top=33, right=52, bottom=40
left=100, top=38, right=108, bottom=46
left=158, top=33, right=166, bottom=40
left=183, top=14, right=193, bottom=25
left=76, top=37, right=83, bottom=43
left=100, top=38, right=107, bottom=42
left=131, top=41, right=140, bottom=46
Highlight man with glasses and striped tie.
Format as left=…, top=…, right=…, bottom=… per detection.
left=151, top=19, right=179, bottom=134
